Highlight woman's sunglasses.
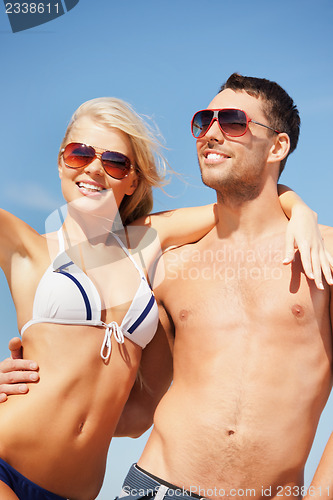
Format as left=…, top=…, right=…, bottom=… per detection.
left=61, top=142, right=133, bottom=180
left=191, top=108, right=280, bottom=139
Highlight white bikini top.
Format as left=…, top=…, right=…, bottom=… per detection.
left=21, top=229, right=159, bottom=361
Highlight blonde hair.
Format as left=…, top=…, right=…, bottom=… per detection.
left=59, top=98, right=167, bottom=225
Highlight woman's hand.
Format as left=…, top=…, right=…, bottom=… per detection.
left=283, top=204, right=333, bottom=289
left=0, top=337, right=39, bottom=402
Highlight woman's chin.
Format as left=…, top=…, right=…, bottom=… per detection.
left=67, top=188, right=120, bottom=219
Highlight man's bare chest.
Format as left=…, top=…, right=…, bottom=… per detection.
left=161, top=248, right=331, bottom=351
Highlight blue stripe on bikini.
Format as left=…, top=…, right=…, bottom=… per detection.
left=55, top=264, right=92, bottom=321
left=127, top=292, right=155, bottom=334
left=56, top=261, right=74, bottom=271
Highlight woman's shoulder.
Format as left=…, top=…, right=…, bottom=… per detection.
left=125, top=222, right=159, bottom=249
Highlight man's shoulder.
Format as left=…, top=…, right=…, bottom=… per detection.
left=320, top=224, right=333, bottom=233
left=152, top=241, right=202, bottom=293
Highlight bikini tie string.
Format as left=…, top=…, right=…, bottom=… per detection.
left=100, top=321, right=125, bottom=361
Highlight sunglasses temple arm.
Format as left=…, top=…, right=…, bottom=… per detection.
left=251, top=120, right=280, bottom=134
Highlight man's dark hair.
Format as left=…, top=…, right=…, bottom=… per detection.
left=220, top=73, right=300, bottom=176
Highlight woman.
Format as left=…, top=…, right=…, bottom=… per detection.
left=0, top=97, right=330, bottom=500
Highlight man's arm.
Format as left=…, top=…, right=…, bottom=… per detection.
left=304, top=433, right=333, bottom=500
left=303, top=226, right=333, bottom=500
left=0, top=337, right=39, bottom=402
left=114, top=304, right=174, bottom=438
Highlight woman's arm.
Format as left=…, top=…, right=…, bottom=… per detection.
left=278, top=185, right=333, bottom=289
left=0, top=209, right=35, bottom=272
left=131, top=189, right=332, bottom=289
left=0, top=211, right=41, bottom=402
left=133, top=204, right=218, bottom=252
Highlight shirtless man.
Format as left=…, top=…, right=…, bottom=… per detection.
left=115, top=74, right=333, bottom=500
left=1, top=74, right=332, bottom=500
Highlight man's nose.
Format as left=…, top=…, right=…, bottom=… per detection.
left=205, top=118, right=224, bottom=143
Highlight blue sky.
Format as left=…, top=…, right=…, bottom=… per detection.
left=0, top=0, right=332, bottom=497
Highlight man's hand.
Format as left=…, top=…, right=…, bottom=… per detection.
left=0, top=337, right=39, bottom=402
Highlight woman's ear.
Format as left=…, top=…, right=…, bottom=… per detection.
left=58, top=158, right=63, bottom=179
left=267, top=133, right=290, bottom=164
left=125, top=171, right=139, bottom=196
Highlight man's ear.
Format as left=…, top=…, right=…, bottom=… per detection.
left=267, top=133, right=290, bottom=164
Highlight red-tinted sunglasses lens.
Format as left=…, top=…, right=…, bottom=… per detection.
left=218, top=109, right=248, bottom=136
left=62, top=143, right=131, bottom=179
left=191, top=109, right=248, bottom=138
left=63, top=143, right=95, bottom=167
left=101, top=151, right=131, bottom=179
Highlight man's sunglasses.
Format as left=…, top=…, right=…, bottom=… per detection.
left=61, top=142, right=133, bottom=180
left=191, top=108, right=280, bottom=139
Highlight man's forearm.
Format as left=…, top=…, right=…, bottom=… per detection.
left=304, top=432, right=333, bottom=500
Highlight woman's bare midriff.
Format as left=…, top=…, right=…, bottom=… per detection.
left=0, top=323, right=141, bottom=500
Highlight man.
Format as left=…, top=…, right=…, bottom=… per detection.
left=1, top=74, right=332, bottom=500
left=115, top=74, right=333, bottom=499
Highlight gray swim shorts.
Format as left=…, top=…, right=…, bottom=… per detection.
left=115, top=463, right=206, bottom=500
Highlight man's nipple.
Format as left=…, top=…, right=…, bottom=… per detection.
left=179, top=309, right=189, bottom=321
left=291, top=304, right=305, bottom=318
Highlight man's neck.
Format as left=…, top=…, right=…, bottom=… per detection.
left=215, top=184, right=287, bottom=244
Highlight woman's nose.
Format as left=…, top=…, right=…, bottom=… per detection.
left=84, top=155, right=104, bottom=175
